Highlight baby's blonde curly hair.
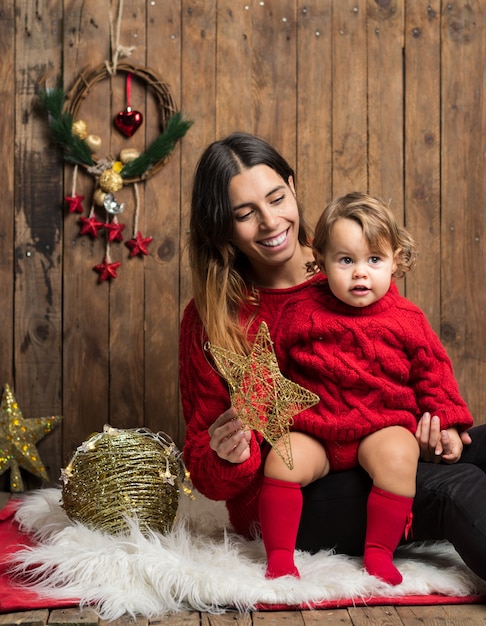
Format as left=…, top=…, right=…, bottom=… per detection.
left=312, top=191, right=417, bottom=279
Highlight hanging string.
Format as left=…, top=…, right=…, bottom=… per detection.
left=132, top=183, right=140, bottom=236
left=106, top=239, right=112, bottom=263
left=106, top=0, right=135, bottom=76
left=71, top=164, right=78, bottom=197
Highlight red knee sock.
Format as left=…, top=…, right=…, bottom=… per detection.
left=259, top=476, right=302, bottom=579
left=363, top=485, right=414, bottom=585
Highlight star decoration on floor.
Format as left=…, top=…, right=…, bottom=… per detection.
left=0, top=383, right=63, bottom=492
left=125, top=231, right=153, bottom=257
left=206, top=322, right=320, bottom=470
left=93, top=257, right=122, bottom=282
left=79, top=216, right=105, bottom=238
left=65, top=193, right=85, bottom=214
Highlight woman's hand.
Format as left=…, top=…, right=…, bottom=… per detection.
left=208, top=407, right=252, bottom=463
left=416, top=412, right=472, bottom=463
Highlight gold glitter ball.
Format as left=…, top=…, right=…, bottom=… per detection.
left=61, top=425, right=191, bottom=535
left=99, top=168, right=123, bottom=193
left=72, top=119, right=88, bottom=140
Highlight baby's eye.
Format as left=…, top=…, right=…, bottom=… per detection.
left=339, top=256, right=353, bottom=265
left=369, top=256, right=381, bottom=264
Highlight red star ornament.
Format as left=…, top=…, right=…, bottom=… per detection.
left=125, top=231, right=153, bottom=257
left=104, top=221, right=126, bottom=243
left=65, top=193, right=85, bottom=214
left=79, top=216, right=105, bottom=238
left=93, top=257, right=121, bottom=282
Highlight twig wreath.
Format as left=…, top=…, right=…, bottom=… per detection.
left=39, top=55, right=191, bottom=282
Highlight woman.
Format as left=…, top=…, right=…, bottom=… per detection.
left=179, top=131, right=486, bottom=581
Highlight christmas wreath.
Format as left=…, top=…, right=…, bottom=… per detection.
left=39, top=62, right=192, bottom=282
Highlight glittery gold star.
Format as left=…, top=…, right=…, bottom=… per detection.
left=0, top=383, right=63, bottom=492
left=206, top=322, right=319, bottom=470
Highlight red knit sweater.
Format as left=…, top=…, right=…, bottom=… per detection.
left=280, top=279, right=473, bottom=448
left=179, top=274, right=473, bottom=538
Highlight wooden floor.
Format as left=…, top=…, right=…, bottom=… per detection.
left=2, top=605, right=486, bottom=626
left=2, top=494, right=486, bottom=625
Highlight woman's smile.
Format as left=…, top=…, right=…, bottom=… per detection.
left=258, top=227, right=290, bottom=248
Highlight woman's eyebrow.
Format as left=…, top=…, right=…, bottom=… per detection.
left=232, top=185, right=286, bottom=211
left=232, top=201, right=252, bottom=211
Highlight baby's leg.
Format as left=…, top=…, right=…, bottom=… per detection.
left=358, top=426, right=419, bottom=585
left=359, top=425, right=419, bottom=497
left=260, top=432, right=329, bottom=578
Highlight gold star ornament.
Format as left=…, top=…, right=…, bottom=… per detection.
left=206, top=322, right=319, bottom=470
left=0, top=383, right=63, bottom=492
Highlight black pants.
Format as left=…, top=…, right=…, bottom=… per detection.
left=296, top=424, right=486, bottom=580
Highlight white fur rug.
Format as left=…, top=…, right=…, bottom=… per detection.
left=7, top=488, right=486, bottom=620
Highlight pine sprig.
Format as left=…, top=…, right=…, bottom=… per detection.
left=121, top=112, right=193, bottom=180
left=38, top=88, right=192, bottom=179
left=38, top=86, right=64, bottom=117
left=38, top=88, right=95, bottom=167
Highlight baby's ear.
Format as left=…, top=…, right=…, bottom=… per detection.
left=392, top=248, right=403, bottom=273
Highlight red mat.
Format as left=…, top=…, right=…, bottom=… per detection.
left=256, top=594, right=486, bottom=611
left=0, top=499, right=78, bottom=613
left=0, top=499, right=484, bottom=614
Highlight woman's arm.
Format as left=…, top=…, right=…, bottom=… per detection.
left=179, top=302, right=263, bottom=500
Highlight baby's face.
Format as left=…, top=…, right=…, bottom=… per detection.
left=323, top=218, right=397, bottom=308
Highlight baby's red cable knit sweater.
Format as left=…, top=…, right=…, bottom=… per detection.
left=281, top=279, right=473, bottom=443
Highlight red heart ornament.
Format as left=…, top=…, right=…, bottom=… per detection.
left=114, top=108, right=143, bottom=138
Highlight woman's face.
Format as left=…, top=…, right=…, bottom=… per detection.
left=229, top=164, right=301, bottom=284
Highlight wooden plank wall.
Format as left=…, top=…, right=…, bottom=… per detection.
left=0, top=0, right=485, bottom=490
